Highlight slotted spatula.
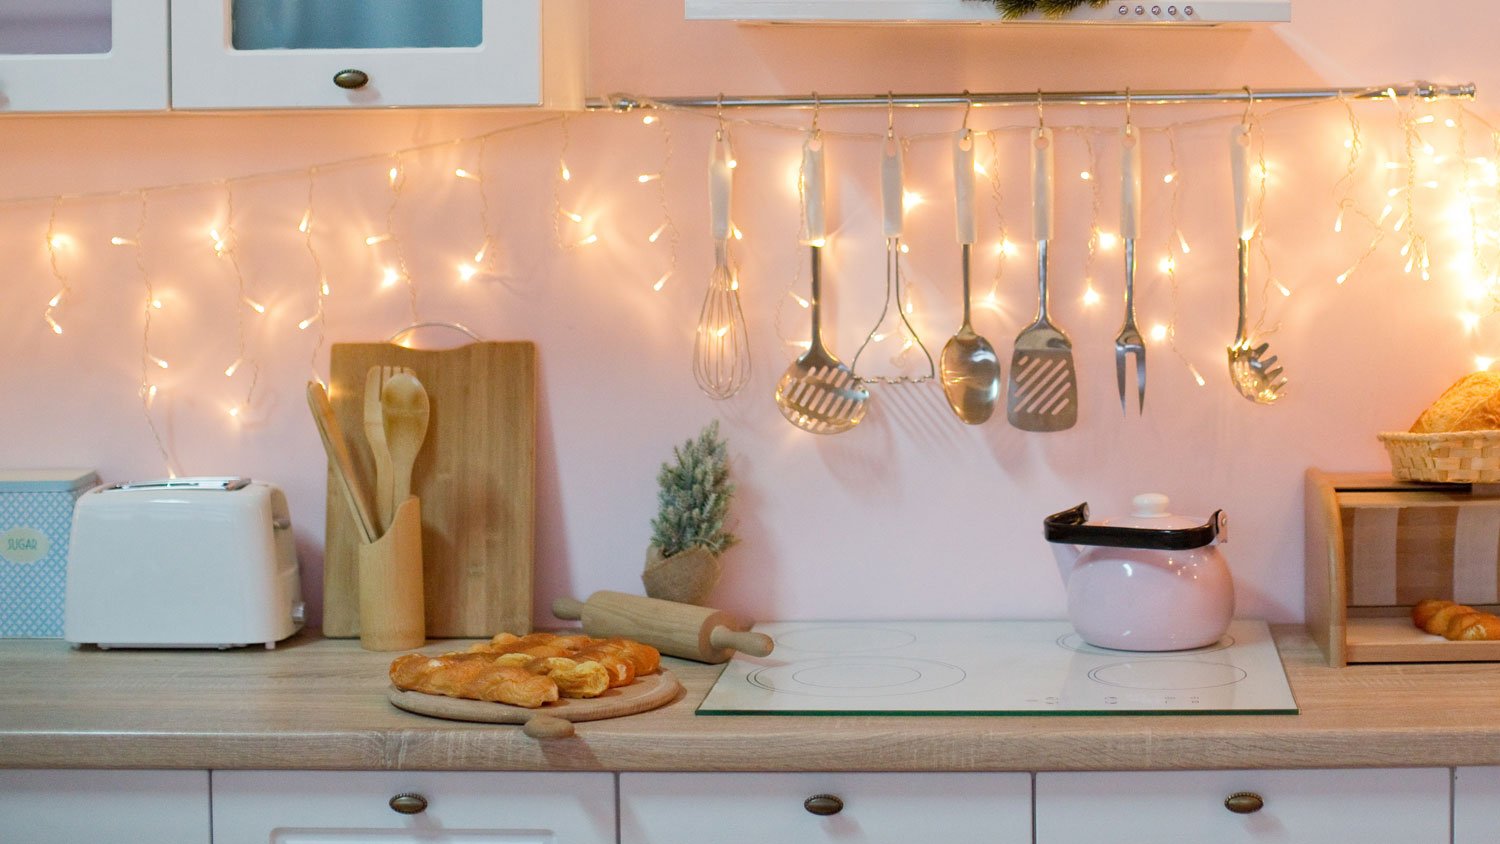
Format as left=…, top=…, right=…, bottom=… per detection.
left=1007, top=126, right=1078, bottom=432
left=774, top=133, right=868, bottom=434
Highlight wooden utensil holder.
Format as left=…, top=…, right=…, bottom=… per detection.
left=357, top=495, right=425, bottom=651
left=1306, top=469, right=1500, bottom=665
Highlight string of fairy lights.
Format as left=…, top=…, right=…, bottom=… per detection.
left=8, top=91, right=1500, bottom=472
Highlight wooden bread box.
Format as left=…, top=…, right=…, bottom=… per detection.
left=1306, top=469, right=1500, bottom=665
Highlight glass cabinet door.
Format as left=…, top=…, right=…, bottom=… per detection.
left=0, top=0, right=168, bottom=112
left=170, top=0, right=586, bottom=110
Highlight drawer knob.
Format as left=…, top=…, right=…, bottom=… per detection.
left=1224, top=792, right=1264, bottom=814
left=389, top=793, right=428, bottom=814
left=333, top=69, right=370, bottom=90
left=804, top=794, right=844, bottom=816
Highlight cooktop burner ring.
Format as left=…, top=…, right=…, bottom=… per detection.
left=746, top=656, right=967, bottom=698
left=774, top=625, right=919, bottom=654
left=1086, top=659, right=1248, bottom=691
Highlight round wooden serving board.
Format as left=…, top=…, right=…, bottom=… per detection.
left=387, top=669, right=682, bottom=735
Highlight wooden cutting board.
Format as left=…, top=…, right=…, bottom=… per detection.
left=322, top=341, right=535, bottom=638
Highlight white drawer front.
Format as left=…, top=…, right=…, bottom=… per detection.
left=620, top=772, right=1031, bottom=844
left=1456, top=766, right=1500, bottom=844
left=0, top=769, right=209, bottom=844
left=1037, top=768, right=1449, bottom=843
left=212, top=771, right=614, bottom=844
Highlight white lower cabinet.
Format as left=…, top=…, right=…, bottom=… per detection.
left=1455, top=766, right=1500, bottom=844
left=0, top=769, right=209, bottom=843
left=1036, top=768, right=1451, bottom=843
left=211, top=770, right=614, bottom=844
left=619, top=772, right=1032, bottom=843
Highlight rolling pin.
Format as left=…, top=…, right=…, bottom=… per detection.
left=552, top=590, right=773, bottom=664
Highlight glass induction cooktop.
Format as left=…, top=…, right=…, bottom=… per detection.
left=697, top=620, right=1298, bottom=716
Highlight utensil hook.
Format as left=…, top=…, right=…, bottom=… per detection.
left=715, top=92, right=726, bottom=141
left=961, top=91, right=973, bottom=132
left=886, top=91, right=896, bottom=140
left=1242, top=85, right=1256, bottom=126
left=1036, top=89, right=1045, bottom=129
left=810, top=91, right=821, bottom=136
left=1124, top=87, right=1133, bottom=130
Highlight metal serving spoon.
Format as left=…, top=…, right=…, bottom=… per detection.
left=940, top=129, right=1002, bottom=424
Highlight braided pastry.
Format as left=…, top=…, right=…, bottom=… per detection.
left=390, top=631, right=661, bottom=706
left=1411, top=599, right=1500, bottom=640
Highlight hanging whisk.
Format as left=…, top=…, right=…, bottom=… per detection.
left=693, top=127, right=751, bottom=399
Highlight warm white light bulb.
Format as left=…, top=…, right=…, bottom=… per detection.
left=110, top=236, right=135, bottom=246
left=244, top=298, right=266, bottom=314
left=637, top=173, right=661, bottom=184
left=454, top=168, right=478, bottom=181
left=1150, top=324, right=1169, bottom=342
left=151, top=355, right=170, bottom=370
left=790, top=292, right=810, bottom=309
left=1080, top=171, right=1092, bottom=181
left=575, top=233, right=599, bottom=247
left=298, top=209, right=311, bottom=233
left=458, top=263, right=478, bottom=282
left=652, top=272, right=669, bottom=292
left=560, top=162, right=572, bottom=182
left=642, top=115, right=657, bottom=125
left=382, top=267, right=400, bottom=287
left=1098, top=232, right=1118, bottom=249
left=1478, top=356, right=1495, bottom=371
left=1082, top=285, right=1101, bottom=306
left=48, top=291, right=63, bottom=308
left=44, top=314, right=62, bottom=335
left=150, top=298, right=163, bottom=310
left=225, top=359, right=241, bottom=377
left=562, top=210, right=584, bottom=224
left=902, top=191, right=924, bottom=210
left=648, top=223, right=667, bottom=243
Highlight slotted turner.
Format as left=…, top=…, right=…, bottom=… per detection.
left=1008, top=126, right=1078, bottom=432
left=775, top=133, right=868, bottom=434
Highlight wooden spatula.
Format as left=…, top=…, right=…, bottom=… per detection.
left=381, top=372, right=430, bottom=510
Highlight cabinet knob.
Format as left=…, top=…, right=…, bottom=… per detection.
left=333, top=69, right=370, bottom=90
left=389, top=793, right=428, bottom=814
left=804, top=794, right=844, bottom=816
left=1224, top=791, right=1264, bottom=814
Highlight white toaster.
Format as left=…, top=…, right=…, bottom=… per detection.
left=64, top=477, right=305, bottom=649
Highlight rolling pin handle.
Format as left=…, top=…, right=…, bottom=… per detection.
left=522, top=714, right=576, bottom=739
left=708, top=626, right=775, bottom=657
left=552, top=596, right=586, bottom=621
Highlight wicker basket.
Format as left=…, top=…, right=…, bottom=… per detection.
left=1378, top=430, right=1500, bottom=483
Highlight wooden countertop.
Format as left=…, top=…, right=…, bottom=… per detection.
left=4, top=626, right=1500, bottom=772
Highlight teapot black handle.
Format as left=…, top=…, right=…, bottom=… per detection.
left=1044, top=502, right=1225, bottom=551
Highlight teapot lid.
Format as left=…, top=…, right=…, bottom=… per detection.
left=1043, top=494, right=1226, bottom=550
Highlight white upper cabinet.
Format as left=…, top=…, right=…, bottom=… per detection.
left=170, top=0, right=587, bottom=110
left=0, top=0, right=168, bottom=112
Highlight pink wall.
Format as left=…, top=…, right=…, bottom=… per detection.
left=1, top=1, right=1496, bottom=629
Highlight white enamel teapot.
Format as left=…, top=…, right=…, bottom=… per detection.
left=1043, top=493, right=1233, bottom=651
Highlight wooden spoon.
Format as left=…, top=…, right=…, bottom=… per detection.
left=365, top=365, right=413, bottom=532
left=381, top=372, right=430, bottom=511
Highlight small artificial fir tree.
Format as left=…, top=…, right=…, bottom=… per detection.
left=650, top=421, right=738, bottom=559
left=988, top=0, right=1108, bottom=18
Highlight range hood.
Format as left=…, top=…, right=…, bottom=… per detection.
left=685, top=0, right=1290, bottom=24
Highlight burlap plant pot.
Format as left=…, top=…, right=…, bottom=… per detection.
left=642, top=544, right=722, bottom=606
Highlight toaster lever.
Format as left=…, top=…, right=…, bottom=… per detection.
left=104, top=477, right=251, bottom=492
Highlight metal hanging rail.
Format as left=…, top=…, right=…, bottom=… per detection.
left=595, top=81, right=1475, bottom=112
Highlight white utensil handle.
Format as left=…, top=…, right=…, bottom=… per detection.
left=709, top=135, right=732, bottom=242
left=1121, top=125, right=1142, bottom=240
left=801, top=134, right=826, bottom=244
left=881, top=137, right=904, bottom=239
left=1230, top=123, right=1256, bottom=240
left=1032, top=127, right=1054, bottom=242
left=953, top=129, right=976, bottom=246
